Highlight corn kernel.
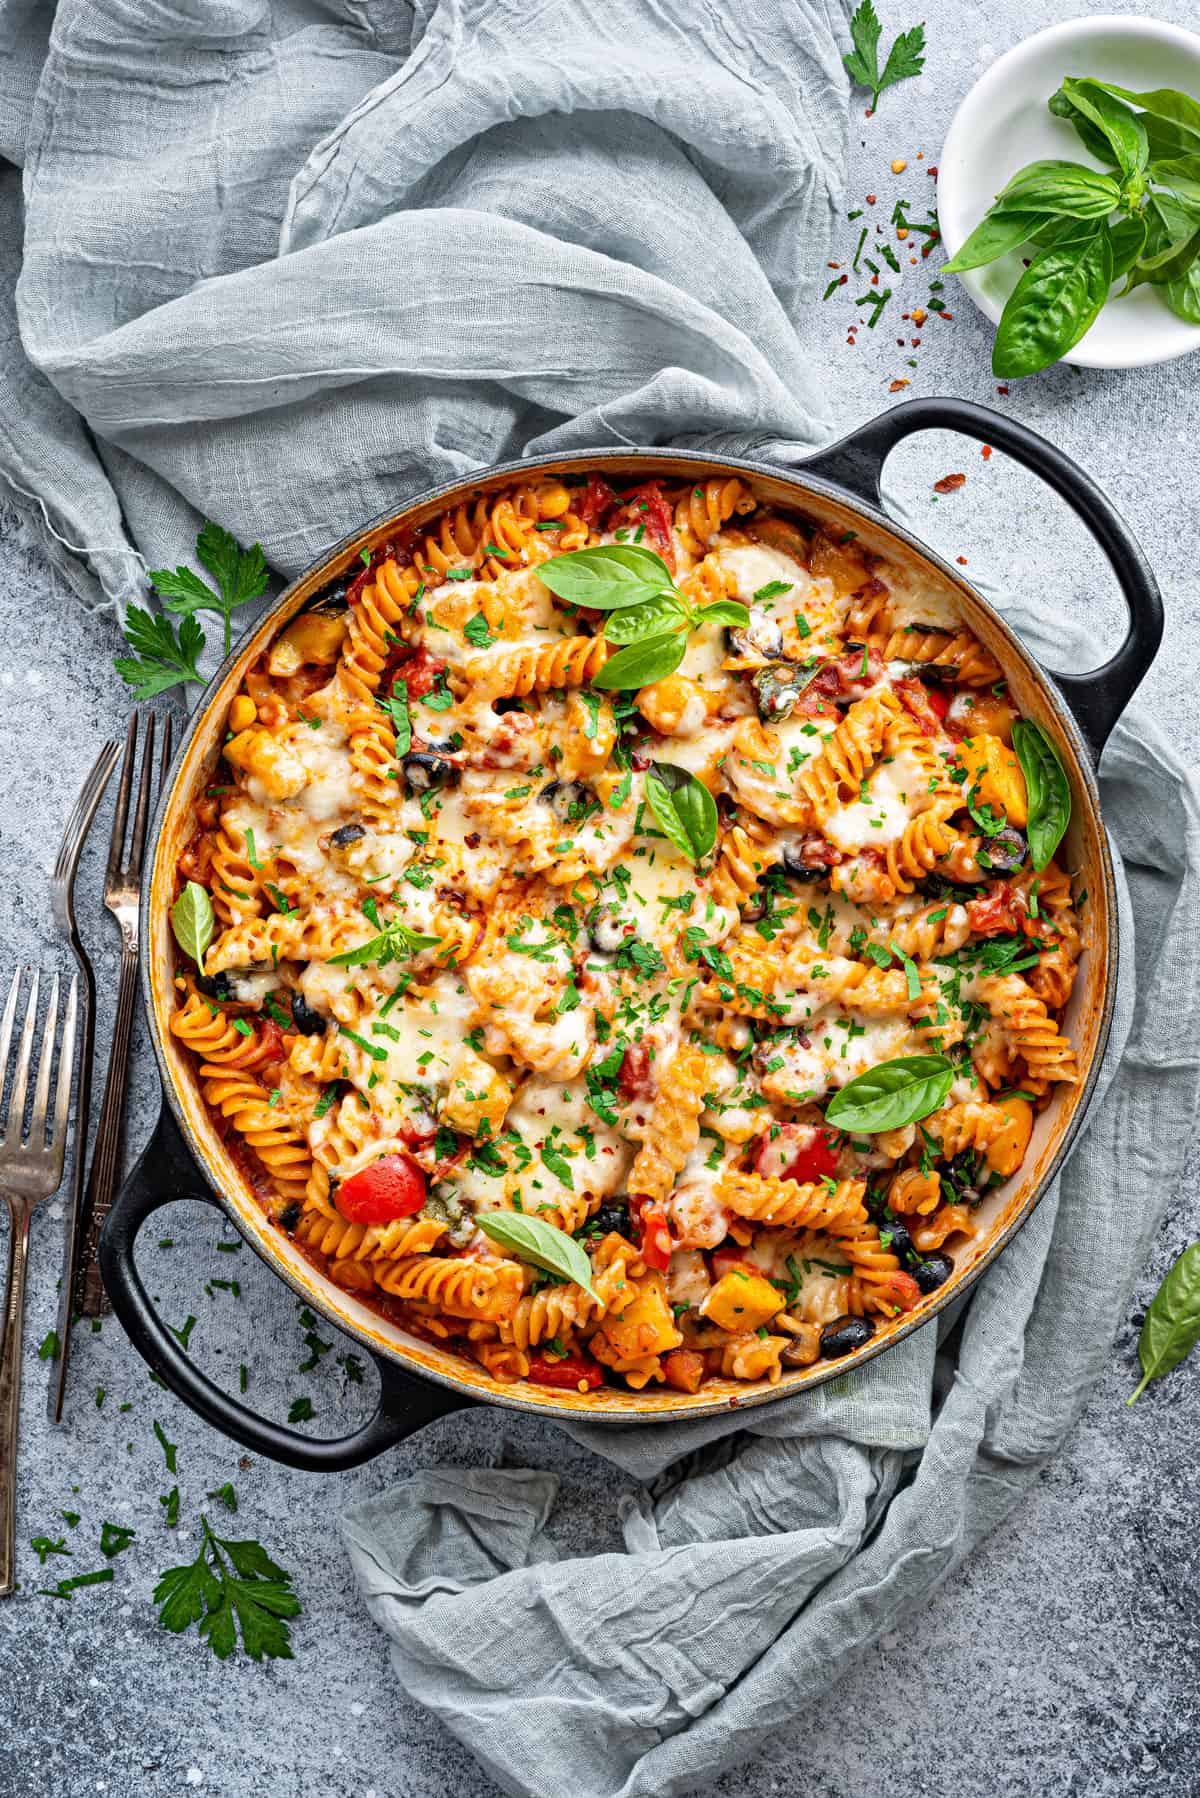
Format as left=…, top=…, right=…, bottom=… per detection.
left=891, top=158, right=908, bottom=173
left=228, top=694, right=257, bottom=732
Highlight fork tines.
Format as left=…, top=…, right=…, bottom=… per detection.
left=106, top=710, right=173, bottom=899
left=0, top=969, right=78, bottom=1192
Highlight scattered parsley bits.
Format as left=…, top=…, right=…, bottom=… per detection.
left=100, top=1521, right=137, bottom=1559
left=39, top=1568, right=114, bottom=1601
left=153, top=1419, right=179, bottom=1475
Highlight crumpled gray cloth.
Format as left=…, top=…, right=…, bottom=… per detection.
left=4, top=5, right=1198, bottom=1797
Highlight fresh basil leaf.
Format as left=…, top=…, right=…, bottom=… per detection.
left=602, top=594, right=688, bottom=645
left=591, top=632, right=686, bottom=691
left=1027, top=214, right=1102, bottom=248
left=824, top=1055, right=956, bottom=1134
left=1054, top=79, right=1148, bottom=181
left=1163, top=233, right=1200, bottom=322
left=536, top=545, right=675, bottom=612
left=476, top=1210, right=599, bottom=1300
left=1145, top=152, right=1200, bottom=190
left=992, top=224, right=1113, bottom=378
left=692, top=599, right=751, bottom=629
left=644, top=763, right=718, bottom=862
left=1125, top=193, right=1200, bottom=290
left=1107, top=211, right=1148, bottom=280
left=1094, top=84, right=1200, bottom=149
left=942, top=207, right=1053, bottom=273
left=1047, top=89, right=1123, bottom=166
left=1011, top=721, right=1071, bottom=870
left=171, top=881, right=215, bottom=967
left=998, top=159, right=1122, bottom=218
left=1127, top=1241, right=1200, bottom=1404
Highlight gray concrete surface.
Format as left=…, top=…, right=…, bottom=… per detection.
left=2, top=1, right=1199, bottom=1792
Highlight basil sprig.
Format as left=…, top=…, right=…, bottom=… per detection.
left=1127, top=1241, right=1200, bottom=1405
left=824, top=1054, right=956, bottom=1133
left=942, top=74, right=1200, bottom=376
left=476, top=1210, right=599, bottom=1300
left=171, top=881, right=215, bottom=967
left=1011, top=721, right=1071, bottom=870
left=329, top=912, right=442, bottom=968
left=644, top=762, right=718, bottom=863
left=538, top=543, right=749, bottom=692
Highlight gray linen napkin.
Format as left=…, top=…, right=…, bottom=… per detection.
left=3, top=5, right=1197, bottom=1797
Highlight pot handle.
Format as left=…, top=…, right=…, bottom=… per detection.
left=801, top=397, right=1163, bottom=760
left=99, top=1105, right=472, bottom=1471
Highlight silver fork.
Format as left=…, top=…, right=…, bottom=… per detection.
left=76, top=712, right=172, bottom=1318
left=47, top=739, right=120, bottom=1420
left=0, top=969, right=79, bottom=1596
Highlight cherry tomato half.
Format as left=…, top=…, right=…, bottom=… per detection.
left=336, top=1154, right=426, bottom=1226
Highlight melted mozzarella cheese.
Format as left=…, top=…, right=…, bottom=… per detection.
left=823, top=751, right=923, bottom=851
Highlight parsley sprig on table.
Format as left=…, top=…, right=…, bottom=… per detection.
left=114, top=520, right=269, bottom=697
left=154, top=1516, right=301, bottom=1662
left=842, top=0, right=925, bottom=114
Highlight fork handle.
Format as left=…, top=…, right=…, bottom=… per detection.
left=78, top=942, right=140, bottom=1317
left=0, top=1198, right=32, bottom=1597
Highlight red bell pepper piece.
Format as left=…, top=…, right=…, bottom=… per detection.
left=526, top=1352, right=605, bottom=1391
left=637, top=1202, right=673, bottom=1272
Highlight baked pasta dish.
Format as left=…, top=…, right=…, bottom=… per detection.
left=171, top=469, right=1083, bottom=1397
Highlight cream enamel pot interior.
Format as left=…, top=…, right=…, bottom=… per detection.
left=99, top=398, right=1162, bottom=1470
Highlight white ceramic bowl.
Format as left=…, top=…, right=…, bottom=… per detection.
left=938, top=14, right=1200, bottom=369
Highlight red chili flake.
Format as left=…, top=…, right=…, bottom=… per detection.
left=956, top=555, right=968, bottom=565
left=896, top=338, right=905, bottom=346
left=911, top=336, right=922, bottom=346
left=871, top=274, right=879, bottom=286
left=889, top=379, right=911, bottom=392
left=996, top=384, right=1010, bottom=396
left=981, top=445, right=993, bottom=460
left=828, top=261, right=840, bottom=268
left=866, top=193, right=877, bottom=204
left=938, top=310, right=954, bottom=320
left=933, top=473, right=967, bottom=494
left=927, top=166, right=938, bottom=177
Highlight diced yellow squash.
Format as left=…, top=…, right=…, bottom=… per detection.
left=440, top=1048, right=512, bottom=1139
left=700, top=1269, right=785, bottom=1334
left=223, top=727, right=307, bottom=800
left=957, top=732, right=1028, bottom=827
left=228, top=693, right=257, bottom=733
left=952, top=693, right=1016, bottom=743
left=986, top=1095, right=1035, bottom=1177
left=808, top=528, right=869, bottom=597
left=595, top=1272, right=682, bottom=1361
left=636, top=674, right=709, bottom=737
left=267, top=610, right=348, bottom=676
